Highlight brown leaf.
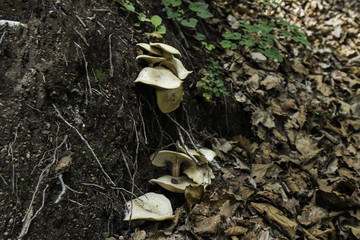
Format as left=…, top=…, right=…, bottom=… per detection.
left=251, top=202, right=298, bottom=238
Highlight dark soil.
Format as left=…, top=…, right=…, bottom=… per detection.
left=0, top=0, right=251, bottom=239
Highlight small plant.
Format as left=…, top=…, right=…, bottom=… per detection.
left=94, top=69, right=107, bottom=83
left=197, top=58, right=228, bottom=100
left=220, top=17, right=310, bottom=62
left=114, top=0, right=166, bottom=35
left=162, top=0, right=213, bottom=29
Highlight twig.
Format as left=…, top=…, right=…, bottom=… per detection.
left=166, top=114, right=199, bottom=151
left=8, top=124, right=19, bottom=193
left=76, top=14, right=87, bottom=28
left=55, top=174, right=66, bottom=203
left=0, top=31, right=6, bottom=46
left=18, top=185, right=48, bottom=239
left=53, top=104, right=116, bottom=186
left=138, top=104, right=148, bottom=144
left=176, top=126, right=199, bottom=165
left=73, top=28, right=89, bottom=47
left=108, top=34, right=114, bottom=78
left=81, top=182, right=105, bottom=190
left=74, top=42, right=92, bottom=101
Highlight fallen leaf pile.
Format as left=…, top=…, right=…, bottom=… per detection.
left=122, top=0, right=359, bottom=239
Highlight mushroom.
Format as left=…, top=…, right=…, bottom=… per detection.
left=176, top=142, right=216, bottom=164
left=184, top=164, right=215, bottom=185
left=156, top=86, right=184, bottom=113
left=149, top=42, right=182, bottom=58
left=149, top=175, right=195, bottom=193
left=151, top=150, right=196, bottom=177
left=134, top=66, right=182, bottom=89
left=123, top=192, right=174, bottom=221
left=136, top=55, right=166, bottom=66
left=136, top=43, right=162, bottom=56
left=160, top=58, right=192, bottom=80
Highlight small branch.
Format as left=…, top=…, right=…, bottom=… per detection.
left=18, top=185, right=48, bottom=239
left=108, top=34, right=114, bottom=78
left=166, top=114, right=199, bottom=152
left=176, top=126, right=199, bottom=165
left=76, top=14, right=87, bottom=28
left=0, top=31, right=7, bottom=46
left=53, top=104, right=116, bottom=186
left=74, top=42, right=92, bottom=101
left=73, top=28, right=89, bottom=47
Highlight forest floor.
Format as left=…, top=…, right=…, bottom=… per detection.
left=0, top=0, right=359, bottom=239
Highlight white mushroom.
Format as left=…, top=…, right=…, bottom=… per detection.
left=149, top=175, right=196, bottom=193
left=123, top=192, right=174, bottom=221
left=151, top=150, right=196, bottom=177
left=134, top=66, right=182, bottom=89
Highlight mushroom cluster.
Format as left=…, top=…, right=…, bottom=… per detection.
left=135, top=43, right=192, bottom=113
left=149, top=147, right=216, bottom=193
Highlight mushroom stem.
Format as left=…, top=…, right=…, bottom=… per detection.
left=171, top=162, right=180, bottom=178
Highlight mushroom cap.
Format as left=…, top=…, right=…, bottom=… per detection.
left=150, top=42, right=182, bottom=58
left=176, top=142, right=216, bottom=163
left=160, top=57, right=192, bottom=80
left=151, top=150, right=196, bottom=177
left=136, top=54, right=166, bottom=65
left=123, top=192, right=174, bottom=221
left=149, top=175, right=195, bottom=193
left=134, top=66, right=182, bottom=89
left=156, top=86, right=184, bottom=113
left=184, top=164, right=215, bottom=185
left=136, top=43, right=162, bottom=56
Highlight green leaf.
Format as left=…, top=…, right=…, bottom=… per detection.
left=151, top=15, right=162, bottom=28
left=203, top=92, right=212, bottom=100
left=165, top=7, right=179, bottom=18
left=180, top=18, right=198, bottom=28
left=164, top=0, right=182, bottom=7
left=193, top=33, right=206, bottom=41
left=123, top=1, right=135, bottom=12
left=197, top=10, right=213, bottom=18
left=189, top=3, right=199, bottom=11
left=222, top=32, right=242, bottom=40
left=156, top=25, right=166, bottom=34
left=220, top=40, right=232, bottom=48
left=138, top=13, right=149, bottom=22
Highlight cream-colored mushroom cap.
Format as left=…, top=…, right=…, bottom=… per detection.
left=156, top=86, right=184, bottom=113
left=150, top=42, right=182, bottom=58
left=160, top=57, right=192, bottom=80
left=136, top=55, right=166, bottom=65
left=136, top=43, right=162, bottom=56
left=134, top=66, right=182, bottom=89
left=123, top=192, right=174, bottom=221
left=151, top=150, right=196, bottom=177
left=149, top=175, right=195, bottom=193
left=184, top=164, right=215, bottom=185
left=176, top=142, right=216, bottom=164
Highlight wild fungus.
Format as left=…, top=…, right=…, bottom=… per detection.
left=156, top=86, right=184, bottom=113
left=151, top=150, right=196, bottom=177
left=136, top=43, right=162, bottom=56
left=136, top=55, right=166, bottom=66
left=149, top=175, right=195, bottom=193
left=134, top=66, right=182, bottom=89
left=184, top=164, right=215, bottom=185
left=149, top=42, right=182, bottom=58
left=160, top=58, right=192, bottom=80
left=177, top=142, right=216, bottom=164
left=123, top=192, right=174, bottom=221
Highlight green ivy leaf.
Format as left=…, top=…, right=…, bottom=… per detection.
left=123, top=1, right=135, bottom=12
left=180, top=18, right=198, bottom=28
left=220, top=40, right=232, bottom=48
left=197, top=10, right=213, bottom=19
left=165, top=7, right=179, bottom=18
left=164, top=0, right=182, bottom=7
